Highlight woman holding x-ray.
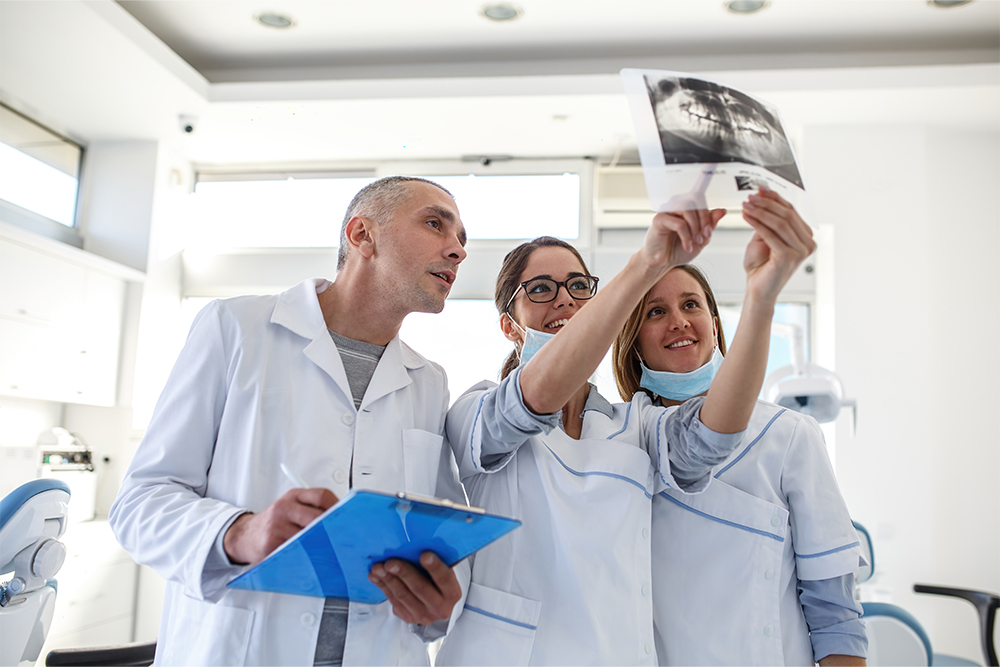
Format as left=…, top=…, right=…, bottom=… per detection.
left=435, top=185, right=814, bottom=663
left=613, top=188, right=867, bottom=666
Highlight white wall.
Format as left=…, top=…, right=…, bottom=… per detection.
left=805, top=124, right=1000, bottom=662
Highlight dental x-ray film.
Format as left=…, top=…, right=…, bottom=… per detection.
left=621, top=69, right=808, bottom=217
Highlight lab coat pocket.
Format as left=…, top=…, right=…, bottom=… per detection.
left=401, top=428, right=445, bottom=496
left=436, top=582, right=541, bottom=666
left=159, top=595, right=254, bottom=666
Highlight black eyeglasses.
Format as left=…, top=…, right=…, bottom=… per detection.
left=505, top=275, right=600, bottom=312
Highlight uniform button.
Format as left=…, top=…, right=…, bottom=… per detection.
left=334, top=469, right=346, bottom=484
left=642, top=528, right=649, bottom=539
left=764, top=625, right=774, bottom=637
left=644, top=643, right=653, bottom=655
left=641, top=585, right=650, bottom=596
left=764, top=569, right=775, bottom=579
left=771, top=516, right=782, bottom=527
left=301, top=612, right=316, bottom=626
left=342, top=413, right=355, bottom=426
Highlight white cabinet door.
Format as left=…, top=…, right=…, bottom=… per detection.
left=0, top=317, right=73, bottom=401
left=70, top=271, right=126, bottom=406
left=0, top=240, right=85, bottom=326
left=40, top=521, right=138, bottom=659
left=0, top=240, right=125, bottom=406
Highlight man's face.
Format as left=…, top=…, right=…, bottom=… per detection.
left=374, top=181, right=468, bottom=315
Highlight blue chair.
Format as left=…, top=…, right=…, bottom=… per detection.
left=855, top=522, right=998, bottom=666
left=0, top=479, right=71, bottom=667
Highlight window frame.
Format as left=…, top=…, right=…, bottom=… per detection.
left=0, top=102, right=85, bottom=246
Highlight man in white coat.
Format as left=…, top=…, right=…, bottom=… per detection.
left=110, top=176, right=471, bottom=666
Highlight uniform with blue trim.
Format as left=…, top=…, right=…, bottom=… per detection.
left=649, top=395, right=868, bottom=665
left=435, top=367, right=741, bottom=666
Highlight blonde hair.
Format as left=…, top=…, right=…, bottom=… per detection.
left=612, top=265, right=727, bottom=401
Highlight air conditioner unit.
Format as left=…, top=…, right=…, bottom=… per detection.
left=595, top=166, right=748, bottom=229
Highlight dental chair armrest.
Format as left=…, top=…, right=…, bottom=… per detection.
left=914, top=584, right=999, bottom=667
left=46, top=641, right=156, bottom=667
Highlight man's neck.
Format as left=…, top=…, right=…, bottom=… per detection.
left=318, top=272, right=403, bottom=346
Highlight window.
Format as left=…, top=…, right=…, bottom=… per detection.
left=187, top=169, right=582, bottom=252
left=719, top=302, right=811, bottom=395
left=418, top=173, right=580, bottom=240
left=401, top=299, right=512, bottom=403
left=0, top=104, right=82, bottom=227
left=189, top=174, right=377, bottom=249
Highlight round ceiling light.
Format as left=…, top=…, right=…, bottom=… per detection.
left=480, top=3, right=523, bottom=21
left=724, top=0, right=769, bottom=14
left=928, top=0, right=973, bottom=6
left=254, top=12, right=296, bottom=29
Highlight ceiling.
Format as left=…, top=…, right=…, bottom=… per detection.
left=117, top=0, right=999, bottom=83
left=2, top=1, right=998, bottom=167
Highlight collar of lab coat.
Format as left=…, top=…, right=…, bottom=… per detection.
left=582, top=383, right=614, bottom=419
left=270, top=278, right=426, bottom=408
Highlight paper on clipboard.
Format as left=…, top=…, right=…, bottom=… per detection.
left=227, top=489, right=520, bottom=604
left=621, top=68, right=809, bottom=220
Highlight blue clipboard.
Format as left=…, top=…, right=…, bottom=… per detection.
left=227, top=489, right=520, bottom=604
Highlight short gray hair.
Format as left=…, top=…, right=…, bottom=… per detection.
left=337, top=176, right=453, bottom=270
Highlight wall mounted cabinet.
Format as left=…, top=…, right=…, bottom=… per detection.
left=0, top=223, right=142, bottom=406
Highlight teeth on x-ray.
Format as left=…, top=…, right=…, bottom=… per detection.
left=645, top=74, right=803, bottom=188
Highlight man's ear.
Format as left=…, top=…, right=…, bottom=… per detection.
left=500, top=312, right=522, bottom=343
left=344, top=216, right=376, bottom=260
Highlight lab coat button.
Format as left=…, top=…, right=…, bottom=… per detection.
left=770, top=516, right=782, bottom=527
left=342, top=413, right=355, bottom=426
left=301, top=612, right=316, bottom=627
left=642, top=527, right=649, bottom=539
left=764, top=569, right=774, bottom=579
left=644, top=643, right=653, bottom=655
left=334, top=469, right=347, bottom=484
left=641, top=584, right=650, bottom=596
left=764, top=625, right=774, bottom=636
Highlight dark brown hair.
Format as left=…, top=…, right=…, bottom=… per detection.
left=495, top=237, right=592, bottom=380
left=612, top=265, right=727, bottom=401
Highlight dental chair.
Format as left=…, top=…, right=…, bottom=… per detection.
left=0, top=479, right=71, bottom=667
left=854, top=522, right=999, bottom=666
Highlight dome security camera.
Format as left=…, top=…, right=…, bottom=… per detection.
left=179, top=115, right=198, bottom=134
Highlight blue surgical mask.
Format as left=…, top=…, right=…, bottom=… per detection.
left=639, top=346, right=724, bottom=401
left=510, top=320, right=556, bottom=366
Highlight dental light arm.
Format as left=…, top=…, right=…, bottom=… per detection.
left=762, top=323, right=856, bottom=428
left=0, top=479, right=71, bottom=667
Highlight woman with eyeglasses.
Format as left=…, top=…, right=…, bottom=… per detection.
left=434, top=199, right=808, bottom=665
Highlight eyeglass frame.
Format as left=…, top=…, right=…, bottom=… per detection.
left=504, top=274, right=600, bottom=314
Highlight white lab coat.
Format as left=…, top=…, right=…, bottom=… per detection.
left=650, top=399, right=865, bottom=666
left=110, top=278, right=469, bottom=667
left=437, top=383, right=706, bottom=666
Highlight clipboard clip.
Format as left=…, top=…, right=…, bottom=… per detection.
left=394, top=492, right=487, bottom=515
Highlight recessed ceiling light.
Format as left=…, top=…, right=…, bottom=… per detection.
left=928, top=0, right=973, bottom=6
left=480, top=3, right=523, bottom=22
left=724, top=0, right=769, bottom=14
left=254, top=12, right=296, bottom=29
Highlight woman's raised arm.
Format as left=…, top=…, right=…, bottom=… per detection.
left=698, top=187, right=816, bottom=433
left=519, top=207, right=726, bottom=415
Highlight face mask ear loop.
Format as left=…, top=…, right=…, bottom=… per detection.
left=504, top=311, right=526, bottom=362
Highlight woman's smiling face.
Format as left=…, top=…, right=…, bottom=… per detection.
left=506, top=246, right=593, bottom=341
left=637, top=268, right=719, bottom=374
